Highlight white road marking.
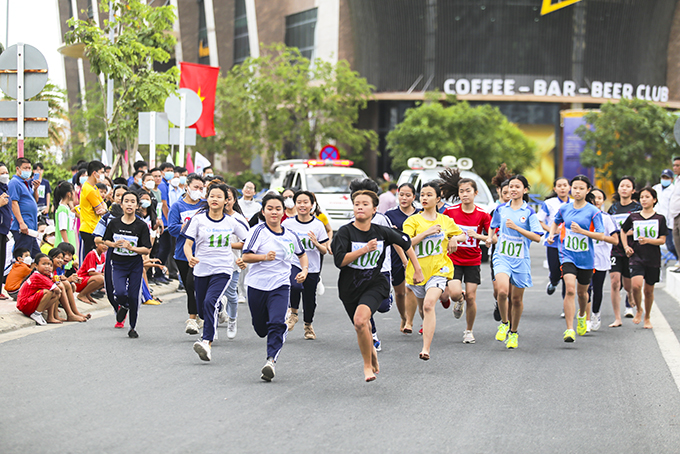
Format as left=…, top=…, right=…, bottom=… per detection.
left=651, top=303, right=680, bottom=393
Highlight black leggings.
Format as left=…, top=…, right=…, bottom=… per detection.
left=175, top=259, right=196, bottom=315
left=289, top=266, right=320, bottom=324
left=547, top=247, right=566, bottom=298
left=589, top=270, right=607, bottom=314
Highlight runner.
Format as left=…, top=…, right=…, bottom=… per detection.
left=402, top=181, right=465, bottom=360
left=588, top=188, right=618, bottom=331
left=183, top=182, right=249, bottom=362
left=332, top=185, right=423, bottom=381
left=490, top=174, right=544, bottom=349
left=281, top=188, right=297, bottom=222
left=168, top=174, right=205, bottom=335
left=608, top=176, right=642, bottom=327
left=384, top=182, right=421, bottom=333
left=489, top=165, right=511, bottom=322
left=243, top=193, right=309, bottom=382
left=538, top=177, right=571, bottom=299
left=101, top=191, right=152, bottom=338
left=440, top=168, right=492, bottom=344
left=620, top=187, right=667, bottom=329
left=546, top=175, right=604, bottom=342
left=282, top=190, right=329, bottom=340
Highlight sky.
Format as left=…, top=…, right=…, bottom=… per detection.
left=0, top=0, right=67, bottom=90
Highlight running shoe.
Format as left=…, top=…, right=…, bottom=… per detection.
left=441, top=298, right=451, bottom=309
left=238, top=295, right=246, bottom=304
left=624, top=307, right=635, bottom=318
left=261, top=359, right=276, bottom=382
left=218, top=310, right=228, bottom=325
left=546, top=282, right=556, bottom=295
left=577, top=314, right=587, bottom=336
left=373, top=333, right=382, bottom=352
left=591, top=312, right=602, bottom=331
left=30, top=311, right=46, bottom=326
left=185, top=318, right=199, bottom=335
left=143, top=299, right=161, bottom=305
left=493, top=302, right=501, bottom=322
left=453, top=297, right=464, bottom=319
left=304, top=323, right=316, bottom=340
left=563, top=329, right=576, bottom=342
left=286, top=312, right=299, bottom=331
left=114, top=315, right=126, bottom=329
left=193, top=339, right=211, bottom=361
left=316, top=278, right=325, bottom=296
left=418, top=325, right=423, bottom=335
left=463, top=330, right=475, bottom=344
left=227, top=318, right=237, bottom=339
left=506, top=332, right=518, bottom=349
left=496, top=322, right=510, bottom=342
left=128, top=329, right=139, bottom=338
left=197, top=317, right=204, bottom=329
left=560, top=312, right=565, bottom=318
left=116, top=306, right=128, bottom=323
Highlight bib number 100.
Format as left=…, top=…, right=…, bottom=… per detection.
left=499, top=239, right=523, bottom=258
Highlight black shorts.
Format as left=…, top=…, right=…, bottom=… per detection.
left=341, top=287, right=386, bottom=323
left=629, top=265, right=661, bottom=285
left=453, top=265, right=481, bottom=284
left=561, top=262, right=593, bottom=286
left=391, top=262, right=405, bottom=286
left=610, top=255, right=631, bottom=278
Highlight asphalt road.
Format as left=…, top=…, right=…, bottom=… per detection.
left=2, top=248, right=680, bottom=453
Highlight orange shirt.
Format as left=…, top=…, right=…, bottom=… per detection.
left=5, top=262, right=31, bottom=292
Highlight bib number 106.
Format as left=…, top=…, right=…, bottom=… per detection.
left=565, top=235, right=588, bottom=252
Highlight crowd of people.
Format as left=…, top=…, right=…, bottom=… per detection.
left=3, top=154, right=679, bottom=383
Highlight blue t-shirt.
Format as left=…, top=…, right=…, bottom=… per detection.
left=168, top=198, right=203, bottom=261
left=553, top=202, right=604, bottom=269
left=8, top=175, right=38, bottom=230
left=159, top=180, right=170, bottom=224
left=490, top=201, right=543, bottom=274
left=36, top=179, right=51, bottom=209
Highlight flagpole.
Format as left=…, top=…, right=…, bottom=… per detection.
left=178, top=93, right=186, bottom=167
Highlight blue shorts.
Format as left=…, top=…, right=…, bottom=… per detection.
left=492, top=262, right=532, bottom=289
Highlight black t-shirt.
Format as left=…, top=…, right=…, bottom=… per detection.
left=102, top=216, right=152, bottom=262
left=332, top=223, right=412, bottom=303
left=620, top=212, right=668, bottom=268
left=608, top=200, right=642, bottom=257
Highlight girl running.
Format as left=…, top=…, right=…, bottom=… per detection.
left=547, top=175, right=604, bottom=342
left=608, top=176, right=642, bottom=327
left=489, top=165, right=511, bottom=322
left=620, top=187, right=667, bottom=329
left=332, top=187, right=423, bottom=381
left=282, top=190, right=329, bottom=340
left=184, top=182, right=249, bottom=362
left=384, top=182, right=421, bottom=334
left=243, top=193, right=309, bottom=382
left=440, top=169, right=492, bottom=344
left=402, top=181, right=465, bottom=360
left=102, top=191, right=152, bottom=338
left=539, top=178, right=571, bottom=298
left=490, top=174, right=544, bottom=349
left=589, top=188, right=618, bottom=331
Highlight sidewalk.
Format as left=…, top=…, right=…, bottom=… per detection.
left=0, top=280, right=180, bottom=334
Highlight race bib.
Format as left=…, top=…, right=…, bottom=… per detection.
left=208, top=233, right=231, bottom=248
left=633, top=219, right=658, bottom=241
left=457, top=225, right=477, bottom=248
left=38, top=185, right=45, bottom=198
left=497, top=235, right=524, bottom=259
left=295, top=232, right=316, bottom=251
left=564, top=228, right=589, bottom=252
left=349, top=241, right=384, bottom=270
left=180, top=208, right=200, bottom=224
left=95, top=263, right=104, bottom=273
left=611, top=213, right=629, bottom=230
left=112, top=233, right=138, bottom=256
left=415, top=233, right=444, bottom=258
left=280, top=239, right=296, bottom=262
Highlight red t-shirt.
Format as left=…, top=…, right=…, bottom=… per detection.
left=443, top=204, right=491, bottom=266
left=17, top=272, right=57, bottom=310
left=78, top=250, right=106, bottom=278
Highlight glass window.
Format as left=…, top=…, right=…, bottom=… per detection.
left=285, top=8, right=318, bottom=61
left=233, top=0, right=250, bottom=65
left=306, top=173, right=357, bottom=194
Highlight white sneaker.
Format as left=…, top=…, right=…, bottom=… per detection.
left=193, top=340, right=211, bottom=361
left=261, top=359, right=275, bottom=381
left=560, top=312, right=565, bottom=318
left=197, top=317, right=204, bottom=329
left=586, top=320, right=592, bottom=333
left=185, top=318, right=199, bottom=335
left=624, top=307, right=635, bottom=318
left=316, top=277, right=325, bottom=296
left=227, top=318, right=237, bottom=339
left=453, top=298, right=464, bottom=319
left=463, top=330, right=475, bottom=344
left=218, top=309, right=228, bottom=324
left=237, top=295, right=246, bottom=304
left=591, top=312, right=602, bottom=331
left=30, top=311, right=46, bottom=326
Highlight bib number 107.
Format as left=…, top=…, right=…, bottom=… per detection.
left=499, top=239, right=522, bottom=258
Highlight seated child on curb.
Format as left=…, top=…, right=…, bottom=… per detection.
left=76, top=242, right=107, bottom=304
left=5, top=248, right=32, bottom=300
left=56, top=242, right=79, bottom=278
left=16, top=253, right=62, bottom=325
left=48, top=248, right=88, bottom=322
left=40, top=226, right=56, bottom=255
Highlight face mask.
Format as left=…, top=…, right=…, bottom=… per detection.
left=189, top=189, right=203, bottom=201
left=204, top=173, right=214, bottom=179
left=79, top=176, right=87, bottom=186
left=164, top=171, right=174, bottom=181
left=179, top=176, right=187, bottom=185
left=662, top=179, right=672, bottom=188
left=135, top=178, right=142, bottom=186
left=45, top=235, right=54, bottom=245
left=23, top=256, right=33, bottom=266
left=284, top=197, right=294, bottom=209
left=144, top=180, right=155, bottom=190
left=0, top=174, right=9, bottom=184
left=21, top=170, right=32, bottom=179
left=99, top=173, right=105, bottom=182
left=141, top=200, right=151, bottom=209
left=170, top=177, right=180, bottom=187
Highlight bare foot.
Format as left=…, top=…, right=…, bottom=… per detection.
left=419, top=351, right=430, bottom=361
left=400, top=318, right=406, bottom=333
left=609, top=320, right=622, bottom=328
left=87, top=295, right=97, bottom=304
left=46, top=318, right=63, bottom=324
left=57, top=316, right=67, bottom=322
left=67, top=315, right=87, bottom=322
left=644, top=319, right=653, bottom=329
left=403, top=325, right=413, bottom=334
left=364, top=366, right=376, bottom=382
left=633, top=311, right=642, bottom=325
left=371, top=347, right=380, bottom=374
left=84, top=313, right=92, bottom=320
left=77, top=295, right=95, bottom=305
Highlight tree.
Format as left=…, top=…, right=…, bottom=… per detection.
left=386, top=95, right=537, bottom=183
left=216, top=44, right=378, bottom=168
left=67, top=81, right=106, bottom=163
left=65, top=0, right=179, bottom=176
left=577, top=98, right=679, bottom=185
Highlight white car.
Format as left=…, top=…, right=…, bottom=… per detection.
left=270, top=159, right=368, bottom=231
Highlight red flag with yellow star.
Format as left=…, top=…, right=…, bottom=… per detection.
left=179, top=62, right=220, bottom=137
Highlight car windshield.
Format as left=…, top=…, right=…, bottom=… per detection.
left=306, top=173, right=362, bottom=193
left=417, top=170, right=490, bottom=205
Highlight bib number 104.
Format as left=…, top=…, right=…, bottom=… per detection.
left=416, top=239, right=442, bottom=257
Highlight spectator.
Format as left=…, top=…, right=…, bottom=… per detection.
left=76, top=242, right=107, bottom=304
left=70, top=164, right=78, bottom=177
left=653, top=168, right=676, bottom=260
left=78, top=161, right=108, bottom=263
left=113, top=177, right=127, bottom=186
left=40, top=226, right=56, bottom=255
left=0, top=163, right=11, bottom=299
left=32, top=162, right=51, bottom=220
left=239, top=181, right=262, bottom=221
left=155, top=162, right=175, bottom=283
left=48, top=248, right=88, bottom=322
left=129, top=170, right=144, bottom=192
left=127, top=160, right=148, bottom=186
left=9, top=157, right=40, bottom=256
left=170, top=166, right=187, bottom=206
left=16, top=253, right=62, bottom=325
left=203, top=166, right=214, bottom=178
left=378, top=183, right=398, bottom=214
left=669, top=156, right=680, bottom=272
left=54, top=181, right=78, bottom=251
left=104, top=165, right=112, bottom=179
left=5, top=247, right=32, bottom=299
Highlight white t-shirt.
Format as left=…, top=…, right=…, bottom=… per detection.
left=281, top=215, right=329, bottom=273
left=593, top=211, right=617, bottom=271
left=653, top=182, right=674, bottom=228
left=243, top=223, right=305, bottom=291
left=239, top=198, right=262, bottom=221
left=184, top=212, right=249, bottom=277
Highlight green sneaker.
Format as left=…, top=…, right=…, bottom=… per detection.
left=506, top=332, right=518, bottom=349
left=577, top=314, right=587, bottom=336
left=563, top=329, right=576, bottom=342
left=496, top=322, right=510, bottom=342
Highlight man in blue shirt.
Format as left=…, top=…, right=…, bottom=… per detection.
left=154, top=162, right=176, bottom=283
left=9, top=157, right=40, bottom=256
left=126, top=160, right=148, bottom=187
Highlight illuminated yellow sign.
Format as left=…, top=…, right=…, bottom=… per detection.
left=541, top=0, right=584, bottom=15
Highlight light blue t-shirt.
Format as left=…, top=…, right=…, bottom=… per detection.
left=553, top=202, right=604, bottom=270
left=8, top=175, right=38, bottom=230
left=490, top=201, right=543, bottom=274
